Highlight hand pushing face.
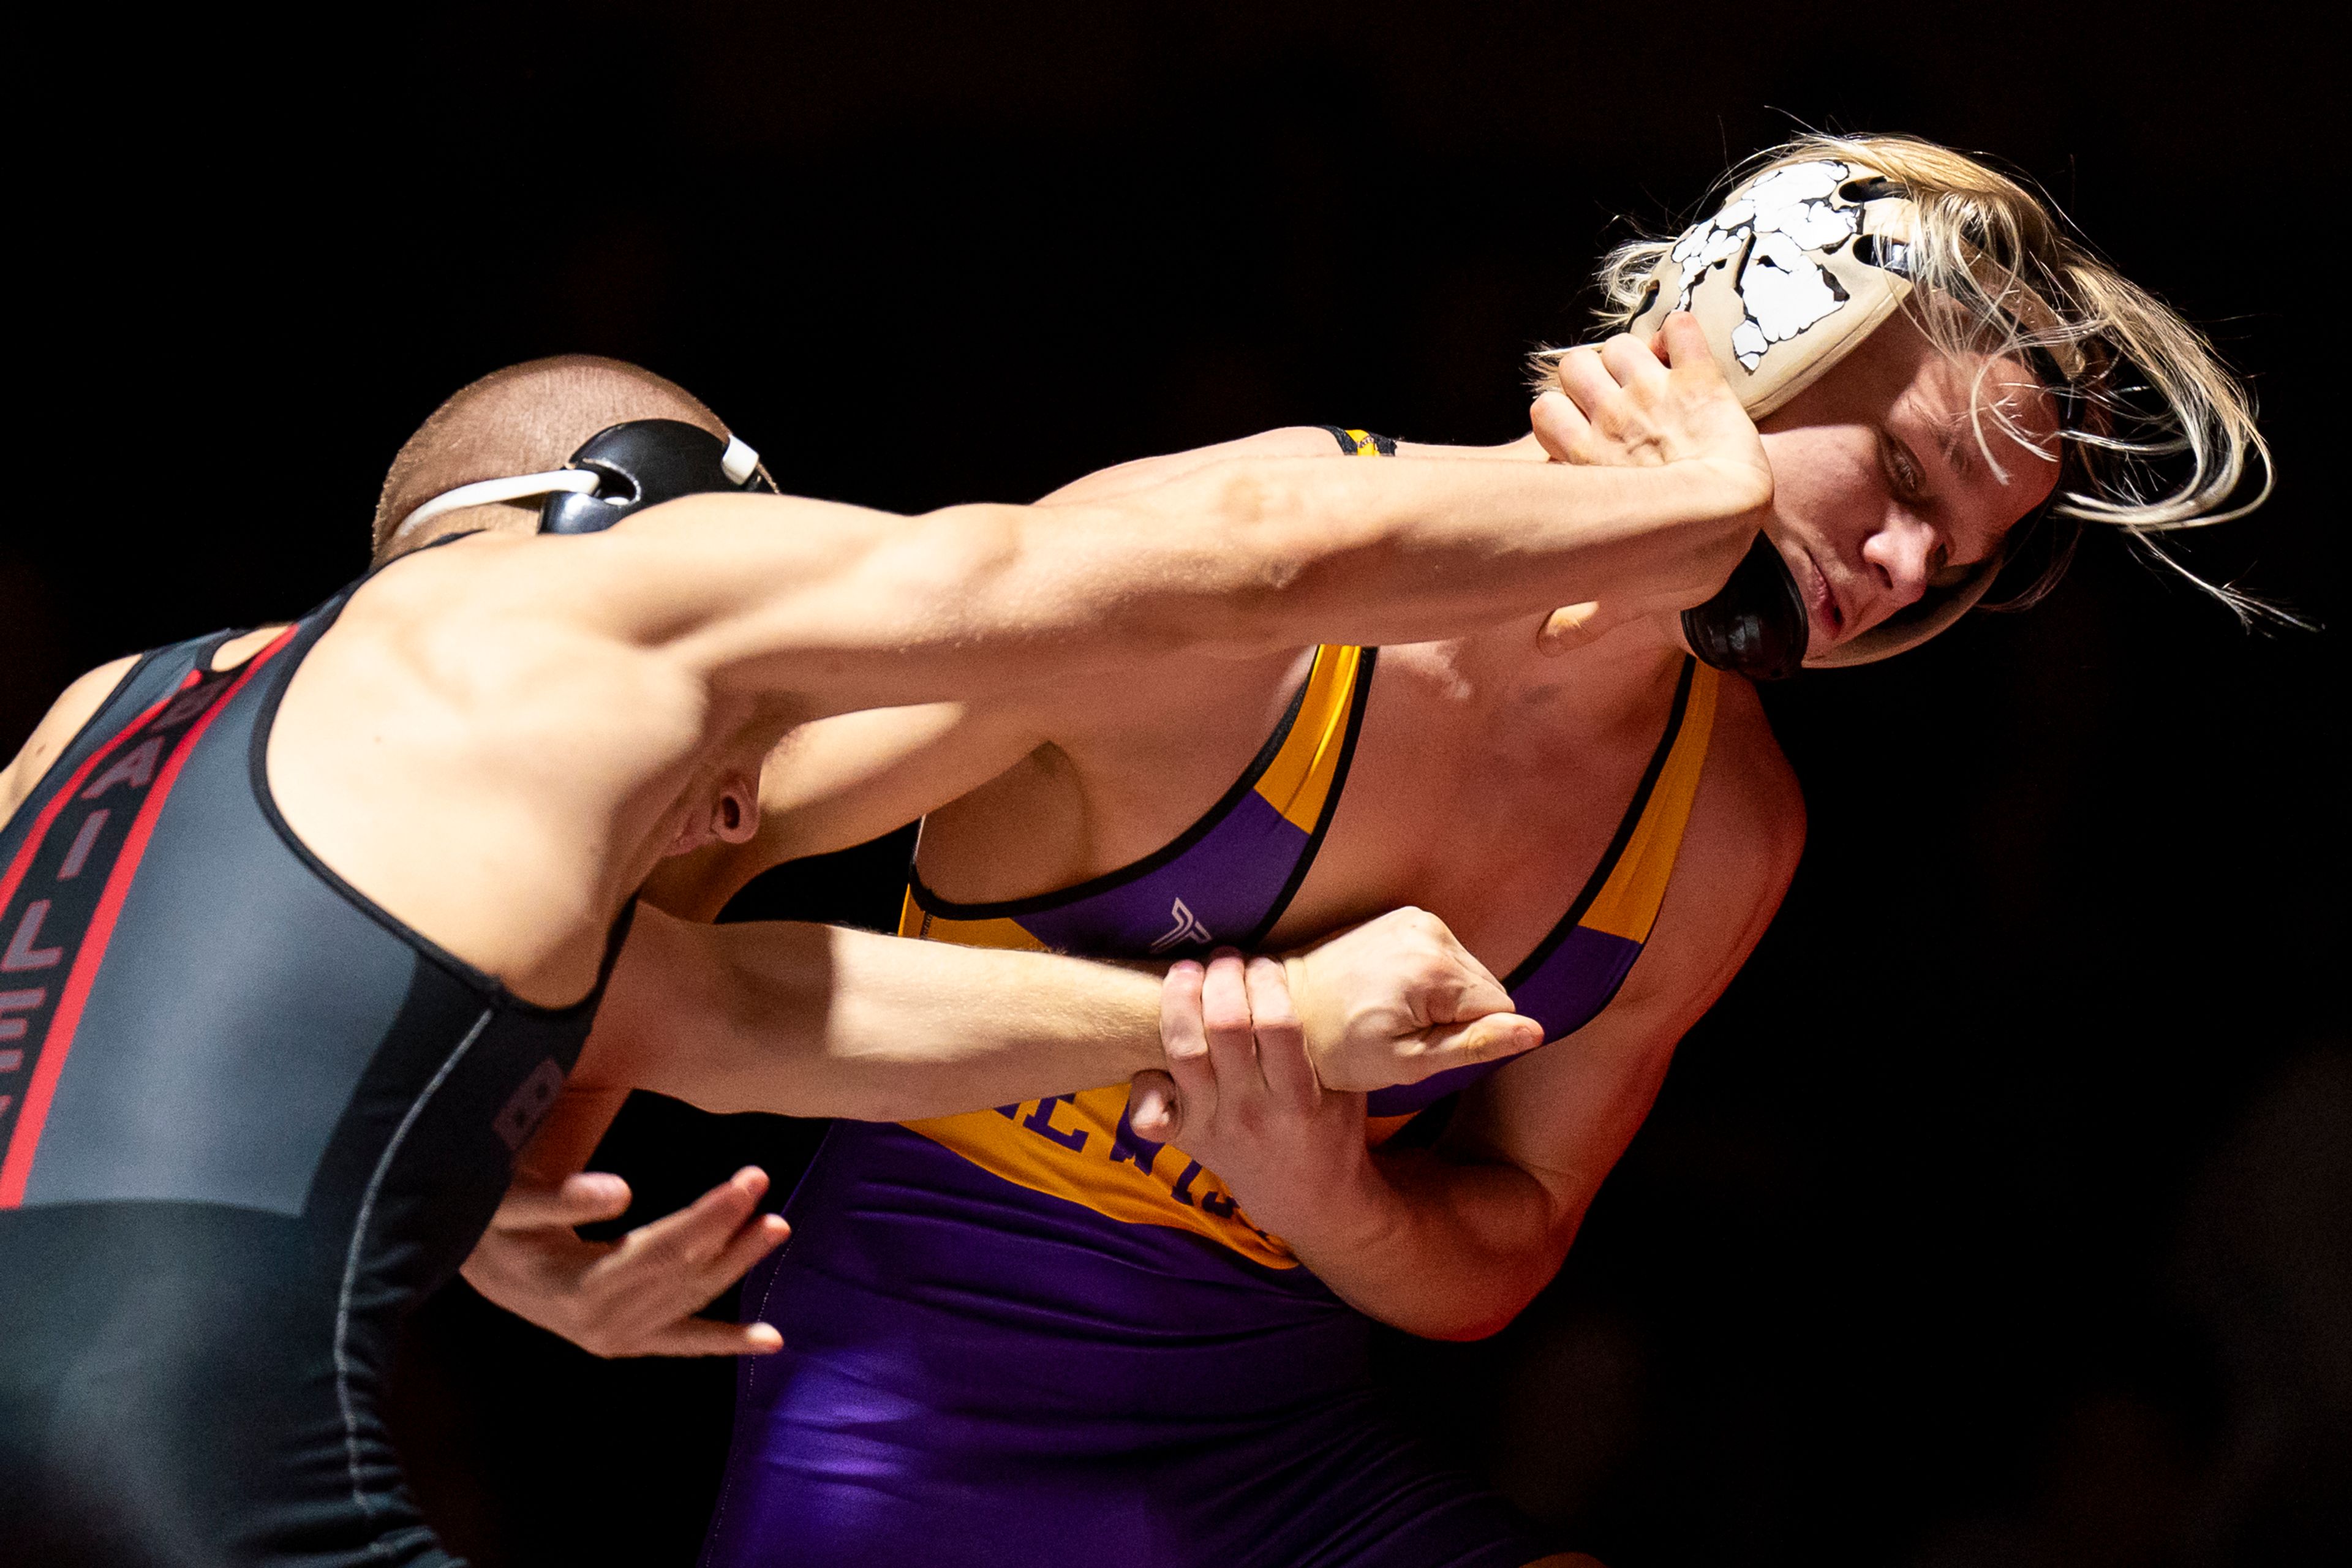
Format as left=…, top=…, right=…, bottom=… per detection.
left=1528, top=312, right=1776, bottom=653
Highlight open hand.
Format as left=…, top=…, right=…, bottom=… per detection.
left=459, top=1166, right=790, bottom=1358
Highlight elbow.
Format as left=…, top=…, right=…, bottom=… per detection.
left=1412, top=1232, right=1573, bottom=1343
left=1423, top=1275, right=1549, bottom=1343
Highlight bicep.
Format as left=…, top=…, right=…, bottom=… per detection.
left=0, top=654, right=140, bottom=825
left=1439, top=986, right=1691, bottom=1245
left=1448, top=729, right=1804, bottom=1230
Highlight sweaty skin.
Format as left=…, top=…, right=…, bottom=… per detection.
left=491, top=309, right=2058, bottom=1354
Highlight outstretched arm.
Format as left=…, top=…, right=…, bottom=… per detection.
left=488, top=316, right=1769, bottom=720
left=643, top=423, right=1569, bottom=918
left=466, top=906, right=1544, bottom=1357
left=576, top=904, right=1543, bottom=1123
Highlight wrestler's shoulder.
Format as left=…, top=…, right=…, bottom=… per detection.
left=0, top=652, right=143, bottom=823
left=1663, top=675, right=1803, bottom=927
left=1698, top=674, right=1804, bottom=854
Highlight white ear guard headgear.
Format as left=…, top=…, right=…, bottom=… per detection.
left=1555, top=159, right=2084, bottom=676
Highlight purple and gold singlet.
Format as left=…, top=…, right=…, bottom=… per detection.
left=702, top=435, right=1722, bottom=1568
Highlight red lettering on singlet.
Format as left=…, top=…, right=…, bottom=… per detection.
left=0, top=630, right=296, bottom=1207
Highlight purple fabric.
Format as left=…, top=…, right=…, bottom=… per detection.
left=1366, top=925, right=1642, bottom=1117
left=1010, top=792, right=1306, bottom=957
left=703, top=673, right=1595, bottom=1566
left=703, top=1125, right=1544, bottom=1568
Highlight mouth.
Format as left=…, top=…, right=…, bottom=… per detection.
left=1796, top=548, right=1846, bottom=647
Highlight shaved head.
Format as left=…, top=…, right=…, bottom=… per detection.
left=374, top=355, right=723, bottom=562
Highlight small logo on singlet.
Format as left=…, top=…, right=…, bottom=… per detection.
left=492, top=1058, right=567, bottom=1153
left=1146, top=896, right=1213, bottom=955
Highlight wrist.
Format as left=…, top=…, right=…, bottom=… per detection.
left=1280, top=953, right=1331, bottom=1082
left=1680, top=454, right=1774, bottom=520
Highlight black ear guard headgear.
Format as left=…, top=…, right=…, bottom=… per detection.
left=537, top=420, right=777, bottom=533
left=393, top=419, right=777, bottom=544
left=1555, top=158, right=2083, bottom=681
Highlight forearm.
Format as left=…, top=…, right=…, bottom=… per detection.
left=589, top=451, right=1751, bottom=717
left=1135, top=453, right=1749, bottom=653
left=595, top=908, right=1164, bottom=1121
left=1273, top=1145, right=1573, bottom=1341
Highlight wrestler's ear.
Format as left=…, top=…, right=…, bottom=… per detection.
left=710, top=772, right=761, bottom=845
left=660, top=772, right=762, bottom=858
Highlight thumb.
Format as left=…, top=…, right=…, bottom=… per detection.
left=1127, top=1069, right=1183, bottom=1145
left=1659, top=310, right=1718, bottom=374
left=516, top=1170, right=633, bottom=1230
left=1414, top=1012, right=1546, bottom=1074
left=1539, top=600, right=1645, bottom=656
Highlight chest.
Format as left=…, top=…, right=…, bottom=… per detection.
left=1262, top=655, right=1671, bottom=974
left=917, top=647, right=1682, bottom=981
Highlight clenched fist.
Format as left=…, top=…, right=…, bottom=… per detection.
left=1128, top=906, right=1542, bottom=1144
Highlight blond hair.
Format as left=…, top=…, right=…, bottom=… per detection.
left=1578, top=133, right=2277, bottom=620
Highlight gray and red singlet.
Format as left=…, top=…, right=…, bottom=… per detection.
left=0, top=574, right=624, bottom=1566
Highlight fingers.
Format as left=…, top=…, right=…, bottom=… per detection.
left=1657, top=311, right=1730, bottom=384
left=1158, top=959, right=1218, bottom=1135
left=616, top=1167, right=769, bottom=1273
left=491, top=1170, right=631, bottom=1232
left=1529, top=388, right=1591, bottom=463
left=1245, top=956, right=1316, bottom=1112
left=1537, top=600, right=1636, bottom=657
left=629, top=1314, right=787, bottom=1359
left=1415, top=1012, right=1547, bottom=1074
left=1128, top=1068, right=1182, bottom=1144
left=1551, top=345, right=1619, bottom=418
left=1599, top=332, right=1669, bottom=388
left=1199, top=949, right=1261, bottom=1104
left=707, top=1210, right=792, bottom=1289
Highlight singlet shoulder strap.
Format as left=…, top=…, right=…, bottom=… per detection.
left=902, top=642, right=1376, bottom=957
left=1319, top=426, right=1398, bottom=458
left=1506, top=657, right=1722, bottom=987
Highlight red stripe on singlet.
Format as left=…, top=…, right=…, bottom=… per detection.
left=0, top=675, right=197, bottom=919
left=0, top=630, right=296, bottom=1207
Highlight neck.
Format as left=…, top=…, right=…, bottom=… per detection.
left=1417, top=611, right=1691, bottom=734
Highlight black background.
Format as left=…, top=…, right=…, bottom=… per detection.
left=7, top=4, right=2345, bottom=1565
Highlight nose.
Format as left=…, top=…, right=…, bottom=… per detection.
left=1860, top=510, right=1937, bottom=608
